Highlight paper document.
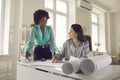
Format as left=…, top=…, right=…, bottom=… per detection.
left=29, top=60, right=63, bottom=68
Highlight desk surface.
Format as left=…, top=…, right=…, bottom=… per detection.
left=18, top=60, right=120, bottom=80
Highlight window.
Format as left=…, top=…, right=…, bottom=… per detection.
left=0, top=0, right=3, bottom=54
left=92, top=13, right=98, bottom=23
left=47, top=12, right=53, bottom=27
left=56, top=14, right=67, bottom=47
left=0, top=0, right=10, bottom=55
left=91, top=13, right=99, bottom=51
left=0, top=0, right=2, bottom=16
left=45, top=0, right=54, bottom=9
left=45, top=0, right=68, bottom=48
left=56, top=0, right=67, bottom=14
left=91, top=7, right=106, bottom=52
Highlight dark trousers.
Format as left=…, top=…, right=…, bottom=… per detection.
left=34, top=45, right=52, bottom=61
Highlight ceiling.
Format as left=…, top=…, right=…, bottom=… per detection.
left=96, top=0, right=120, bottom=13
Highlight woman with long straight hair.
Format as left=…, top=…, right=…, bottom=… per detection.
left=52, top=24, right=89, bottom=62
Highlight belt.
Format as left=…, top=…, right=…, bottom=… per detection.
left=36, top=45, right=49, bottom=49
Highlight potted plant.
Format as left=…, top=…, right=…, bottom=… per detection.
left=94, top=42, right=101, bottom=52
left=30, top=23, right=35, bottom=27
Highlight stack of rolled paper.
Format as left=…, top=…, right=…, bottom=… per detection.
left=62, top=54, right=112, bottom=75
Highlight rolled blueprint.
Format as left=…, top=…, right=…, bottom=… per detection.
left=62, top=59, right=83, bottom=75
left=79, top=54, right=112, bottom=75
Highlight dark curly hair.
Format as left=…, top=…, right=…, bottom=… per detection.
left=33, top=9, right=49, bottom=25
left=71, top=24, right=86, bottom=42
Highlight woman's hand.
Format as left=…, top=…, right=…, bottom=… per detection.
left=25, top=52, right=31, bottom=61
left=52, top=56, right=57, bottom=63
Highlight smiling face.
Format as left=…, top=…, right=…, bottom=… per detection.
left=39, top=17, right=48, bottom=27
left=69, top=27, right=78, bottom=40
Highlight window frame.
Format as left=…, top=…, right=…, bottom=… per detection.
left=0, top=0, right=5, bottom=54
left=44, top=0, right=69, bottom=48
left=0, top=0, right=11, bottom=55
left=91, top=12, right=100, bottom=51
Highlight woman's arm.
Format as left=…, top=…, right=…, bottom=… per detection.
left=81, top=41, right=90, bottom=58
left=49, top=26, right=57, bottom=56
left=55, top=41, right=67, bottom=60
left=25, top=27, right=35, bottom=53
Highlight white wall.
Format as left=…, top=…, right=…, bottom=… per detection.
left=0, top=0, right=22, bottom=80
left=22, top=0, right=44, bottom=27
left=111, top=12, right=120, bottom=60
left=105, top=12, right=112, bottom=54
left=76, top=7, right=91, bottom=35
left=68, top=0, right=76, bottom=28
left=9, top=0, right=23, bottom=79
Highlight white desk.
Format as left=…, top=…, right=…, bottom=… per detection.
left=17, top=60, right=120, bottom=80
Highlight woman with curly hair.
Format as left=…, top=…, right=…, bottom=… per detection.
left=25, top=9, right=57, bottom=61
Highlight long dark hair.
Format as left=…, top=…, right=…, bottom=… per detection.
left=71, top=24, right=86, bottom=42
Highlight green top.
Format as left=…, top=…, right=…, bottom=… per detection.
left=25, top=25, right=57, bottom=55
